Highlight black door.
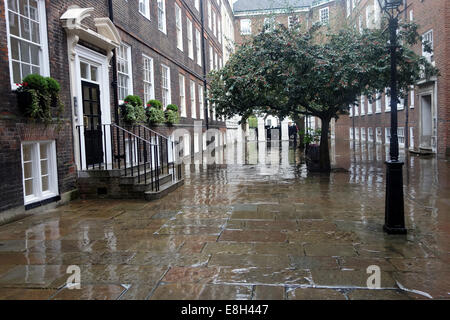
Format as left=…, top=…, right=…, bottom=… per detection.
left=82, top=81, right=103, bottom=166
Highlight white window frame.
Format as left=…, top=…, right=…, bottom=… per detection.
left=398, top=127, right=405, bottom=148
left=117, top=43, right=133, bottom=103
left=355, top=127, right=360, bottom=141
left=385, top=88, right=391, bottom=112
left=409, top=127, right=414, bottom=148
left=346, top=0, right=351, bottom=17
left=349, top=127, right=353, bottom=140
left=376, top=127, right=382, bottom=144
left=213, top=11, right=217, bottom=37
left=410, top=86, right=415, bottom=108
left=361, top=127, right=366, bottom=142
left=360, top=95, right=365, bottom=115
left=190, top=80, right=197, bottom=118
left=422, top=29, right=433, bottom=61
left=368, top=127, right=374, bottom=142
left=187, top=18, right=194, bottom=60
left=139, top=0, right=151, bottom=20
left=367, top=96, right=373, bottom=114
left=195, top=0, right=200, bottom=11
left=240, top=19, right=251, bottom=35
left=385, top=128, right=391, bottom=144
left=354, top=103, right=359, bottom=116
left=161, top=64, right=171, bottom=109
left=5, top=0, right=50, bottom=90
left=320, top=7, right=329, bottom=25
left=349, top=104, right=353, bottom=117
left=21, top=140, right=59, bottom=205
left=179, top=74, right=186, bottom=117
left=199, top=84, right=204, bottom=120
left=196, top=28, right=202, bottom=66
left=175, top=3, right=183, bottom=51
left=207, top=0, right=212, bottom=30
left=376, top=93, right=382, bottom=113
left=209, top=45, right=213, bottom=72
left=157, top=0, right=166, bottom=34
left=142, top=54, right=154, bottom=104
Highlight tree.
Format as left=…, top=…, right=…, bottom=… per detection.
left=209, top=21, right=437, bottom=172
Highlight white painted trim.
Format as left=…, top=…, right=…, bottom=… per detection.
left=73, top=45, right=112, bottom=170
left=5, top=0, right=50, bottom=90
left=142, top=54, right=155, bottom=103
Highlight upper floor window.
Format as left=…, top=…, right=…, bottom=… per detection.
left=422, top=30, right=433, bottom=61
left=209, top=45, right=213, bottom=71
left=179, top=74, right=186, bottom=117
left=240, top=19, right=251, bottom=35
left=207, top=1, right=212, bottom=30
left=196, top=28, right=202, bottom=66
left=6, top=0, right=50, bottom=89
left=157, top=0, right=166, bottom=33
left=117, top=43, right=133, bottom=102
left=187, top=18, right=194, bottom=60
left=139, top=0, right=150, bottom=20
left=385, top=88, right=391, bottom=112
left=360, top=95, right=365, bottom=115
left=264, top=17, right=276, bottom=32
left=320, top=7, right=329, bottom=25
left=346, top=0, right=351, bottom=17
left=161, top=65, right=171, bottom=108
left=198, top=84, right=204, bottom=120
left=195, top=0, right=200, bottom=11
left=143, top=55, right=154, bottom=104
left=190, top=80, right=197, bottom=119
left=175, top=3, right=183, bottom=51
left=213, top=11, right=217, bottom=37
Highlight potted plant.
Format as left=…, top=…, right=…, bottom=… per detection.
left=16, top=74, right=64, bottom=124
left=120, top=95, right=147, bottom=126
left=165, top=104, right=180, bottom=126
left=145, top=99, right=165, bottom=125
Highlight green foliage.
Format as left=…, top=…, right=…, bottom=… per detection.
left=166, top=104, right=179, bottom=112
left=120, top=95, right=146, bottom=124
left=248, top=116, right=258, bottom=128
left=209, top=20, right=438, bottom=170
left=146, top=107, right=165, bottom=124
left=15, top=74, right=64, bottom=123
left=146, top=99, right=163, bottom=110
left=165, top=109, right=180, bottom=125
left=300, top=128, right=321, bottom=145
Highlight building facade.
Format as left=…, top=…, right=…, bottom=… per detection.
left=0, top=0, right=227, bottom=223
left=334, top=0, right=450, bottom=158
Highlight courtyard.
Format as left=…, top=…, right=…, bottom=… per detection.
left=0, top=140, right=448, bottom=300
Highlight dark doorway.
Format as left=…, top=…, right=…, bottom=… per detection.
left=82, top=81, right=103, bottom=166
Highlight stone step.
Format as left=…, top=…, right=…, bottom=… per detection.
left=145, top=179, right=184, bottom=201
left=120, top=166, right=172, bottom=185
left=131, top=173, right=173, bottom=192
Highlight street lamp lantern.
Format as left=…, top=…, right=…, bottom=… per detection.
left=381, top=0, right=403, bottom=9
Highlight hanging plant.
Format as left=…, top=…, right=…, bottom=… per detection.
left=120, top=95, right=147, bottom=125
left=15, top=74, right=64, bottom=124
left=145, top=99, right=165, bottom=125
left=165, top=104, right=180, bottom=126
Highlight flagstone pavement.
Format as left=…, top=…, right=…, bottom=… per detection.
left=0, top=141, right=448, bottom=300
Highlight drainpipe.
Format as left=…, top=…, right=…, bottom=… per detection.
left=200, top=0, right=209, bottom=130
left=108, top=0, right=120, bottom=125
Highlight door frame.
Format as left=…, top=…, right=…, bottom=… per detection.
left=72, top=45, right=112, bottom=170
left=418, top=82, right=437, bottom=153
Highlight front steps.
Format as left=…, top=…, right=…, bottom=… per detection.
left=409, top=147, right=434, bottom=156
left=77, top=164, right=183, bottom=200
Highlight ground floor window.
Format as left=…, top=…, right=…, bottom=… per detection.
left=410, top=127, right=414, bottom=148
left=376, top=127, right=382, bottom=143
left=355, top=127, right=360, bottom=141
left=21, top=141, right=58, bottom=205
left=385, top=128, right=391, bottom=144
left=349, top=127, right=353, bottom=140
left=368, top=127, right=374, bottom=142
left=398, top=127, right=405, bottom=147
left=361, top=127, right=366, bottom=141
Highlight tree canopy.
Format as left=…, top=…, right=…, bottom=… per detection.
left=209, top=21, right=438, bottom=171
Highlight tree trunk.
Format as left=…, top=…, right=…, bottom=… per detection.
left=293, top=114, right=305, bottom=148
left=319, top=117, right=331, bottom=172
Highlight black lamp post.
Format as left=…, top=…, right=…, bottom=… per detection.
left=378, top=0, right=407, bottom=234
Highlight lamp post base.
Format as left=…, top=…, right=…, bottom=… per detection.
left=384, top=160, right=407, bottom=235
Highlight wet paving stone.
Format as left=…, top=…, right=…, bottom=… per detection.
left=219, top=230, right=287, bottom=243
left=287, top=288, right=346, bottom=300
left=213, top=267, right=310, bottom=286
left=52, top=284, right=126, bottom=300
left=0, top=141, right=448, bottom=299
left=150, top=283, right=253, bottom=300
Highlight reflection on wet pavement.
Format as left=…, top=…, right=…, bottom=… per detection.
left=0, top=140, right=448, bottom=300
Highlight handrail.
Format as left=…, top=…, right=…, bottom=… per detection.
left=137, top=123, right=169, bottom=140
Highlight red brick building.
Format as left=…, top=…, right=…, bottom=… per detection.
left=0, top=0, right=226, bottom=223
left=335, top=0, right=450, bottom=158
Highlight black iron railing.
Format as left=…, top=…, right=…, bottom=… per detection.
left=76, top=123, right=181, bottom=192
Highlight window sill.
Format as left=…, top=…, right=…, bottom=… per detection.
left=25, top=194, right=60, bottom=211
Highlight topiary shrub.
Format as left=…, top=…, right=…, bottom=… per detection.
left=146, top=99, right=163, bottom=110
left=146, top=107, right=165, bottom=125
left=120, top=95, right=147, bottom=125
left=166, top=104, right=178, bottom=112
left=16, top=74, right=64, bottom=123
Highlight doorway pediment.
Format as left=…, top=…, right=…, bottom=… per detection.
left=60, top=6, right=120, bottom=61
